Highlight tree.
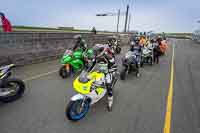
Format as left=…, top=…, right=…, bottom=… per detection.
left=91, top=27, right=97, bottom=34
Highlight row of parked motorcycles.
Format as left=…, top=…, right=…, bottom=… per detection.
left=120, top=40, right=156, bottom=80
left=0, top=36, right=166, bottom=122
left=58, top=37, right=167, bottom=121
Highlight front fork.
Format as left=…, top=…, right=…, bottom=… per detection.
left=65, top=64, right=70, bottom=72
left=79, top=96, right=88, bottom=112
left=70, top=93, right=91, bottom=106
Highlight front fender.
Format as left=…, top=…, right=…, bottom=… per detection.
left=70, top=94, right=92, bottom=104
left=70, top=94, right=85, bottom=101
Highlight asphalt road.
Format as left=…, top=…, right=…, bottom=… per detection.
left=0, top=39, right=199, bottom=133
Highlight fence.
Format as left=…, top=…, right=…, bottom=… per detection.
left=192, top=30, right=200, bottom=43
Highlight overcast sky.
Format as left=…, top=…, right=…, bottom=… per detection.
left=1, top=0, right=200, bottom=32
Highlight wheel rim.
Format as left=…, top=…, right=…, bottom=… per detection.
left=1, top=82, right=20, bottom=97
left=62, top=68, right=67, bottom=77
left=70, top=100, right=89, bottom=120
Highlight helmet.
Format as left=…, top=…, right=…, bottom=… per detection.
left=93, top=44, right=104, bottom=56
left=140, top=35, right=145, bottom=39
left=133, top=37, right=140, bottom=45
left=157, top=36, right=163, bottom=42
left=85, top=49, right=94, bottom=59
left=107, top=36, right=116, bottom=47
left=73, top=34, right=82, bottom=40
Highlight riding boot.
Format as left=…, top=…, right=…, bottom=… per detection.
left=106, top=83, right=113, bottom=111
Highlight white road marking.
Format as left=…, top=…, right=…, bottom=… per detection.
left=23, top=70, right=58, bottom=82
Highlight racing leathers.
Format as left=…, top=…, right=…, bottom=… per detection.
left=130, top=43, right=142, bottom=68
left=73, top=39, right=87, bottom=52
left=94, top=44, right=116, bottom=108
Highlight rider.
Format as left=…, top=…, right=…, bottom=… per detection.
left=139, top=35, right=146, bottom=47
left=73, top=34, right=88, bottom=51
left=157, top=36, right=168, bottom=54
left=92, top=38, right=117, bottom=110
left=107, top=36, right=116, bottom=54
left=131, top=37, right=142, bottom=67
left=153, top=36, right=167, bottom=63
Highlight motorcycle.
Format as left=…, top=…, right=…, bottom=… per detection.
left=113, top=39, right=121, bottom=54
left=140, top=45, right=154, bottom=67
left=65, top=61, right=119, bottom=121
left=59, top=48, right=93, bottom=78
left=120, top=50, right=140, bottom=80
left=0, top=64, right=25, bottom=103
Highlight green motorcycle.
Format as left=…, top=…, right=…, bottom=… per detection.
left=59, top=48, right=93, bottom=78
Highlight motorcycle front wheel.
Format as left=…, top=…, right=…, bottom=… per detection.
left=66, top=99, right=90, bottom=121
left=0, top=78, right=25, bottom=103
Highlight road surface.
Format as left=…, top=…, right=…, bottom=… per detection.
left=0, top=39, right=199, bottom=133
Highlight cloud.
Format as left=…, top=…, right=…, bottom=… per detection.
left=1, top=0, right=199, bottom=32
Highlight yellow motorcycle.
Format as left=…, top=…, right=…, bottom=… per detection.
left=65, top=62, right=118, bottom=121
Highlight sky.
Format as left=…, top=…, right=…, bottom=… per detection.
left=1, top=0, right=200, bottom=32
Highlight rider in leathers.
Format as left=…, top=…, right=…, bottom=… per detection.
left=130, top=37, right=142, bottom=68
left=73, top=35, right=88, bottom=51
left=93, top=38, right=117, bottom=110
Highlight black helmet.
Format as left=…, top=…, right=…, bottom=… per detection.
left=157, top=36, right=163, bottom=42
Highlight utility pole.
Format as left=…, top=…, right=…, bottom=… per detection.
left=117, top=9, right=120, bottom=33
left=128, top=14, right=131, bottom=32
left=124, top=4, right=129, bottom=32
left=96, top=9, right=125, bottom=33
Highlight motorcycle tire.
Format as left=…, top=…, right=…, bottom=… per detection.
left=120, top=67, right=127, bottom=80
left=66, top=99, right=90, bottom=121
left=135, top=67, right=140, bottom=77
left=115, top=47, right=121, bottom=54
left=0, top=78, right=25, bottom=103
left=150, top=57, right=153, bottom=66
left=59, top=66, right=71, bottom=78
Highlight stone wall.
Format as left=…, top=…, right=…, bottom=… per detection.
left=0, top=32, right=130, bottom=66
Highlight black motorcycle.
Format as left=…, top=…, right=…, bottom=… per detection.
left=0, top=64, right=25, bottom=103
left=120, top=51, right=140, bottom=80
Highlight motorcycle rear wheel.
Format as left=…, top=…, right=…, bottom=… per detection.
left=120, top=67, right=127, bottom=80
left=115, top=47, right=121, bottom=54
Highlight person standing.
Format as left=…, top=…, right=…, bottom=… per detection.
left=0, top=12, right=12, bottom=32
